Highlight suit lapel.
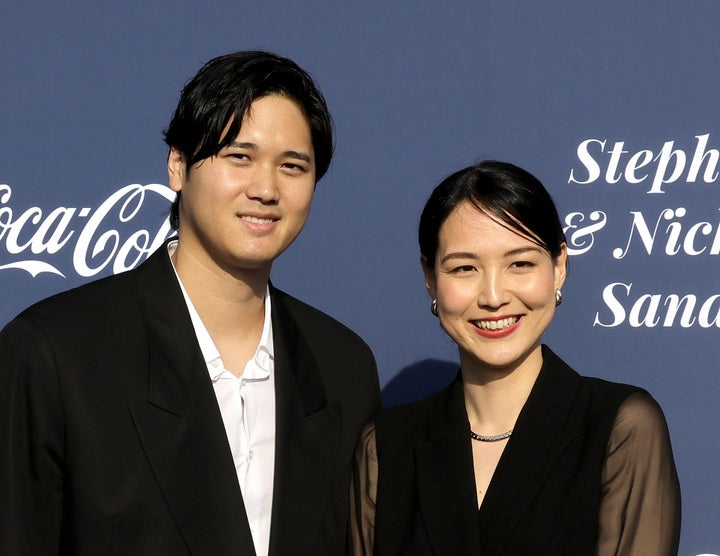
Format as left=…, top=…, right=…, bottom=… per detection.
left=415, top=379, right=483, bottom=555
left=478, top=346, right=581, bottom=553
left=128, top=243, right=255, bottom=555
left=267, top=289, right=341, bottom=556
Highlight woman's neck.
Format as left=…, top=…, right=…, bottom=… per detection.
left=461, top=344, right=543, bottom=434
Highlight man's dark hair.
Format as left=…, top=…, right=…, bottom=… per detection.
left=163, top=50, right=334, bottom=229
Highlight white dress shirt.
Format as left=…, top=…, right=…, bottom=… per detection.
left=167, top=241, right=276, bottom=556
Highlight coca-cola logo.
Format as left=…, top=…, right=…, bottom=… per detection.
left=0, top=183, right=175, bottom=278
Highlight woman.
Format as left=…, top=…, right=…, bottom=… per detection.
left=351, top=161, right=680, bottom=555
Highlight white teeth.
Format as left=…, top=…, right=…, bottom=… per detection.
left=241, top=215, right=274, bottom=224
left=475, top=317, right=518, bottom=330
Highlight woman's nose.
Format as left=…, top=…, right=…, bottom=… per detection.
left=476, top=272, right=509, bottom=309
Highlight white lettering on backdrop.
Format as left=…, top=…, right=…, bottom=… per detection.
left=0, top=183, right=174, bottom=278
left=566, top=133, right=720, bottom=328
left=568, top=133, right=719, bottom=194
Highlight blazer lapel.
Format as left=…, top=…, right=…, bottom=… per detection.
left=267, top=289, right=341, bottom=556
left=415, top=379, right=483, bottom=555
left=128, top=244, right=255, bottom=555
left=478, top=346, right=581, bottom=552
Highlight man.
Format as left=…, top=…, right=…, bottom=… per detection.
left=0, top=51, right=381, bottom=555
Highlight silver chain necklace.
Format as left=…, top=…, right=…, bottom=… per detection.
left=470, top=429, right=513, bottom=442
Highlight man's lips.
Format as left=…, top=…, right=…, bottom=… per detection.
left=239, top=214, right=278, bottom=224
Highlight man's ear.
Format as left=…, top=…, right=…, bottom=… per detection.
left=167, top=147, right=186, bottom=193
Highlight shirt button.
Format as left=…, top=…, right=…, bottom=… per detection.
left=248, top=450, right=254, bottom=460
left=240, top=379, right=247, bottom=387
left=210, top=360, right=219, bottom=368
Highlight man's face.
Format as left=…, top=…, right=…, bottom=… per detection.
left=168, top=94, right=316, bottom=276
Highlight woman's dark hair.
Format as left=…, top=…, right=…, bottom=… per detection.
left=419, top=160, right=566, bottom=267
left=163, top=50, right=334, bottom=229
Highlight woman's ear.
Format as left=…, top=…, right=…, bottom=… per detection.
left=421, top=255, right=437, bottom=299
left=554, top=243, right=568, bottom=291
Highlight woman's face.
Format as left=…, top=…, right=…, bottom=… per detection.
left=423, top=201, right=566, bottom=377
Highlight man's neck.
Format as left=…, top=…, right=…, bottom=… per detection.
left=171, top=239, right=272, bottom=376
left=171, top=239, right=270, bottom=340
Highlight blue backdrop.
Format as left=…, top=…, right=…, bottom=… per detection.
left=1, top=2, right=718, bottom=553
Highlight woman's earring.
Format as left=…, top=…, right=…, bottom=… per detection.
left=431, top=298, right=439, bottom=317
left=555, top=289, right=563, bottom=307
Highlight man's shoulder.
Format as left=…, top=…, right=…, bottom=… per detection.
left=31, top=270, right=129, bottom=309
left=10, top=245, right=170, bottom=328
left=8, top=266, right=141, bottom=337
left=271, top=286, right=371, bottom=350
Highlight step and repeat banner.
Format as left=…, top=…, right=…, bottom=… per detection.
left=1, top=2, right=718, bottom=553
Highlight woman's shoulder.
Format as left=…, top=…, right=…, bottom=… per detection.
left=571, top=373, right=672, bottom=449
left=577, top=373, right=645, bottom=400
left=376, top=385, right=451, bottom=426
left=542, top=347, right=663, bottom=433
left=609, top=390, right=670, bottom=444
left=372, top=379, right=461, bottom=447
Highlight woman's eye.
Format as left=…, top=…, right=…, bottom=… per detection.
left=451, top=265, right=475, bottom=273
left=510, top=260, right=534, bottom=269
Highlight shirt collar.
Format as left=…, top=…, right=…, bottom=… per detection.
left=167, top=240, right=274, bottom=381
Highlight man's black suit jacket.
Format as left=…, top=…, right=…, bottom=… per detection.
left=0, top=242, right=381, bottom=555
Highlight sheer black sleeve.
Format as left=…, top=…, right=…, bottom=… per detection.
left=597, top=391, right=681, bottom=556
left=350, top=423, right=378, bottom=556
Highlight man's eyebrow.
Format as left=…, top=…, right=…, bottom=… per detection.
left=228, top=141, right=256, bottom=150
left=283, top=150, right=312, bottom=164
left=227, top=142, right=312, bottom=164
